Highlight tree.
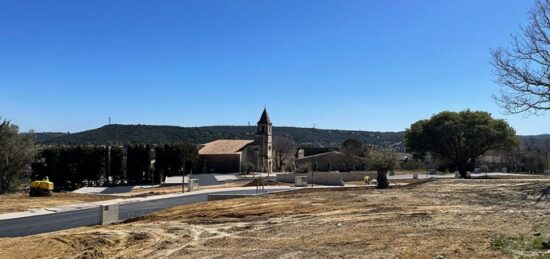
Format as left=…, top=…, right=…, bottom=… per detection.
left=0, top=119, right=36, bottom=193
left=126, top=144, right=151, bottom=184
left=405, top=110, right=519, bottom=178
left=341, top=138, right=364, bottom=170
left=154, top=143, right=198, bottom=183
left=492, top=0, right=550, bottom=114
left=109, top=146, right=125, bottom=184
left=273, top=136, right=296, bottom=170
left=367, top=149, right=397, bottom=189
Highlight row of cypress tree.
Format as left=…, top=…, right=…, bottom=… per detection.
left=31, top=143, right=198, bottom=190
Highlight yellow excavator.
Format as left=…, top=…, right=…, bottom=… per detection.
left=29, top=177, right=54, bottom=197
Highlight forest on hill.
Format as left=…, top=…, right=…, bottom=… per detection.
left=35, top=124, right=406, bottom=148
left=34, top=124, right=550, bottom=151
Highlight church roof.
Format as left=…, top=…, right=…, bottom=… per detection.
left=199, top=139, right=254, bottom=155
left=257, top=108, right=272, bottom=124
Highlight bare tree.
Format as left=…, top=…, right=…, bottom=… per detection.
left=273, top=136, right=296, bottom=170
left=492, top=0, right=550, bottom=114
left=341, top=138, right=364, bottom=171
left=0, top=118, right=36, bottom=193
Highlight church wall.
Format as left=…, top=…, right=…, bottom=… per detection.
left=199, top=154, right=241, bottom=174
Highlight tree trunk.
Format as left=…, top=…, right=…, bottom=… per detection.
left=459, top=169, right=468, bottom=178
left=376, top=170, right=389, bottom=189
left=458, top=164, right=471, bottom=178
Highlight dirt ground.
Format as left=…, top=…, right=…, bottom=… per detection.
left=3, top=178, right=550, bottom=258
left=0, top=180, right=284, bottom=214
left=0, top=192, right=117, bottom=214
left=128, top=181, right=249, bottom=195
left=129, top=180, right=291, bottom=196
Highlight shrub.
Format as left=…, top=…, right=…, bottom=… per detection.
left=295, top=163, right=312, bottom=173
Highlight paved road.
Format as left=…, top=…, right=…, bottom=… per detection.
left=0, top=188, right=287, bottom=238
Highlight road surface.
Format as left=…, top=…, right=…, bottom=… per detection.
left=0, top=188, right=288, bottom=238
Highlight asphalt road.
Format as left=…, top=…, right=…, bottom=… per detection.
left=0, top=188, right=286, bottom=238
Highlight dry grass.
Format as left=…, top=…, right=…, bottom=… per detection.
left=2, top=179, right=550, bottom=258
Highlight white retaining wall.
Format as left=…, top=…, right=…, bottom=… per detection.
left=276, top=172, right=344, bottom=186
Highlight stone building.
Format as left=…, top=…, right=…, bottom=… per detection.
left=198, top=109, right=274, bottom=174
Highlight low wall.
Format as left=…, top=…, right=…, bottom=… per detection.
left=276, top=172, right=344, bottom=186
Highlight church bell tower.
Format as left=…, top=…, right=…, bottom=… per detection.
left=255, top=108, right=273, bottom=173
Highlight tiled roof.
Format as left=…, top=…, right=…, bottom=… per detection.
left=199, top=139, right=254, bottom=155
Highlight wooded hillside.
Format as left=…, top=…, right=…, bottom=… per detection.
left=36, top=124, right=406, bottom=148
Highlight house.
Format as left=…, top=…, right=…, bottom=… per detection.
left=295, top=149, right=366, bottom=172
left=198, top=109, right=274, bottom=174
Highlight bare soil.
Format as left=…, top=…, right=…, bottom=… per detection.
left=0, top=180, right=273, bottom=214
left=2, top=179, right=550, bottom=258
left=129, top=180, right=291, bottom=196
left=0, top=192, right=116, bottom=214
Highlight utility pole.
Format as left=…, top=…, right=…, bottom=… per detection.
left=184, top=167, right=189, bottom=193
left=107, top=146, right=111, bottom=184
left=311, top=169, right=314, bottom=188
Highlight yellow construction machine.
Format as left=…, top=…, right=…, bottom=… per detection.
left=29, top=177, right=54, bottom=197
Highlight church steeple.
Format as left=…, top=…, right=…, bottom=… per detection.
left=257, top=108, right=272, bottom=125
left=255, top=108, right=273, bottom=174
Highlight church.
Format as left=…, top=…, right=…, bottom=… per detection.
left=198, top=109, right=273, bottom=174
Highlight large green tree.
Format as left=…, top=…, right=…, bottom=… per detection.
left=154, top=143, right=198, bottom=183
left=0, top=119, right=36, bottom=193
left=405, top=110, right=518, bottom=178
left=126, top=144, right=151, bottom=184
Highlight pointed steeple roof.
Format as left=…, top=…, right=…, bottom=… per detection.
left=257, top=108, right=272, bottom=124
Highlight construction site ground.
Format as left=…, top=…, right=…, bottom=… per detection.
left=0, top=192, right=117, bottom=214
left=0, top=180, right=294, bottom=214
left=2, top=178, right=550, bottom=258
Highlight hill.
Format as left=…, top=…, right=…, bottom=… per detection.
left=37, top=124, right=406, bottom=148
left=36, top=124, right=550, bottom=150
left=30, top=132, right=70, bottom=143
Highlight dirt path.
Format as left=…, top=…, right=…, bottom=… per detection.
left=2, top=179, right=550, bottom=258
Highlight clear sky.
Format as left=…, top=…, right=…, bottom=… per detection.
left=1, top=0, right=548, bottom=135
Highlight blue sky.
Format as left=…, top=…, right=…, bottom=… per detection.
left=1, top=0, right=548, bottom=135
